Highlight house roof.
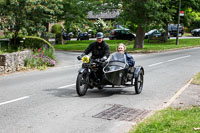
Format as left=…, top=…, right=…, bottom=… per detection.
left=87, top=11, right=119, bottom=20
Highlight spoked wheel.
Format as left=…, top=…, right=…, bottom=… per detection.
left=76, top=73, right=88, bottom=96
left=134, top=70, right=144, bottom=94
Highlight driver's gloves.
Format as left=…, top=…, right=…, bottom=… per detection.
left=77, top=53, right=85, bottom=60
left=100, top=56, right=107, bottom=62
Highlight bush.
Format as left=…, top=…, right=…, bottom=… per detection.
left=51, top=24, right=62, bottom=44
left=22, top=36, right=55, bottom=51
left=189, top=19, right=200, bottom=31
left=25, top=48, right=56, bottom=70
left=51, top=24, right=62, bottom=34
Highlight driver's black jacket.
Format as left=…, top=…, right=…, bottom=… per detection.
left=83, top=41, right=110, bottom=59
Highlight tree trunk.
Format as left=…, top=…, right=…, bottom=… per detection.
left=13, top=30, right=19, bottom=46
left=164, top=22, right=169, bottom=42
left=134, top=25, right=145, bottom=48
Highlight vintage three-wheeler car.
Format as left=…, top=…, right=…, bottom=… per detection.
left=76, top=52, right=144, bottom=96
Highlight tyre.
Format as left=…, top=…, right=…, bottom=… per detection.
left=134, top=70, right=144, bottom=94
left=76, top=73, right=88, bottom=96
left=97, top=85, right=104, bottom=90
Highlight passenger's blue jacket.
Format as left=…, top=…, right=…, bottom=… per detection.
left=125, top=52, right=135, bottom=67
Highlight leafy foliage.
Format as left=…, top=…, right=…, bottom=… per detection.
left=23, top=36, right=55, bottom=50
left=51, top=24, right=63, bottom=34
left=0, top=0, right=63, bottom=45
left=25, top=48, right=56, bottom=70
left=62, top=0, right=93, bottom=33
left=51, top=23, right=62, bottom=44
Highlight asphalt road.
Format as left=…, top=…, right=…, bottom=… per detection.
left=0, top=47, right=200, bottom=133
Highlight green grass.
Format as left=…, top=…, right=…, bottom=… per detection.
left=0, top=36, right=5, bottom=39
left=54, top=39, right=200, bottom=53
left=130, top=107, right=200, bottom=133
left=54, top=40, right=130, bottom=52
left=0, top=50, right=4, bottom=54
left=192, top=72, right=200, bottom=85
left=183, top=32, right=192, bottom=37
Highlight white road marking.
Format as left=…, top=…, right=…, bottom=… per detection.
left=52, top=64, right=81, bottom=70
left=0, top=96, right=30, bottom=106
left=148, top=55, right=191, bottom=67
left=167, top=55, right=191, bottom=62
left=58, top=83, right=76, bottom=89
left=148, top=62, right=164, bottom=67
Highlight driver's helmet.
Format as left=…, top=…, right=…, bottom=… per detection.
left=96, top=32, right=104, bottom=39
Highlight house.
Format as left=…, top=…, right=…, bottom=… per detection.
left=87, top=11, right=119, bottom=22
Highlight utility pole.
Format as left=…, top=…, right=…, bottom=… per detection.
left=176, top=0, right=181, bottom=45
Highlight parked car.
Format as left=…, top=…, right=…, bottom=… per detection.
left=77, top=31, right=89, bottom=40
left=87, top=29, right=93, bottom=38
left=191, top=28, right=200, bottom=36
left=168, top=24, right=184, bottom=37
left=144, top=29, right=170, bottom=39
left=62, top=29, right=71, bottom=40
left=109, top=29, right=136, bottom=41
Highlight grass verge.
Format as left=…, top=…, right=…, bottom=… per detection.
left=183, top=32, right=192, bottom=37
left=54, top=40, right=129, bottom=52
left=130, top=107, right=200, bottom=133
left=192, top=72, right=200, bottom=85
left=54, top=38, right=200, bottom=53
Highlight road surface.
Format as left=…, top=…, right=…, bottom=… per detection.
left=0, top=47, right=200, bottom=133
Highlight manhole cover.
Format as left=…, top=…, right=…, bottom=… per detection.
left=93, top=104, right=151, bottom=122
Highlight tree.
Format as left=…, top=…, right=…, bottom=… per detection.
left=92, top=0, right=166, bottom=48
left=158, top=0, right=200, bottom=40
left=118, top=0, right=164, bottom=48
left=0, top=0, right=63, bottom=45
left=61, top=0, right=94, bottom=33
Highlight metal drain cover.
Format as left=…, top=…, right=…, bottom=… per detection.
left=93, top=104, right=151, bottom=122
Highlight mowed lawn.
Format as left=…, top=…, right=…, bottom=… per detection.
left=130, top=107, right=200, bottom=133
left=54, top=39, right=200, bottom=52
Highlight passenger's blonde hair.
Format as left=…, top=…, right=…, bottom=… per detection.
left=117, top=43, right=126, bottom=52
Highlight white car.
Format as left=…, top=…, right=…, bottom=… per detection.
left=191, top=28, right=200, bottom=36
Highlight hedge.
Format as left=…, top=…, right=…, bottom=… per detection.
left=22, top=36, right=55, bottom=50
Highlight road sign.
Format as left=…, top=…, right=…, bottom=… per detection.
left=180, top=11, right=184, bottom=16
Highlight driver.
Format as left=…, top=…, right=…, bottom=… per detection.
left=77, top=32, right=110, bottom=82
left=77, top=32, right=110, bottom=61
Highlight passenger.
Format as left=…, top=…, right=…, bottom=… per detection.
left=117, top=43, right=135, bottom=67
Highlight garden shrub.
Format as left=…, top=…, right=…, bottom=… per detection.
left=25, top=48, right=56, bottom=70
left=22, top=36, right=56, bottom=70
left=51, top=23, right=62, bottom=44
left=189, top=19, right=200, bottom=31
left=23, top=36, right=55, bottom=51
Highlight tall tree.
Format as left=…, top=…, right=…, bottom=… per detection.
left=61, top=0, right=95, bottom=32
left=119, top=0, right=163, bottom=48
left=0, top=0, right=63, bottom=45
left=159, top=0, right=200, bottom=40
left=95, top=0, right=166, bottom=48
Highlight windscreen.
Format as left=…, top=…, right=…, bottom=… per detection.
left=104, top=52, right=128, bottom=72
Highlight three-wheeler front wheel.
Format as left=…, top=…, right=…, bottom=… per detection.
left=76, top=73, right=88, bottom=96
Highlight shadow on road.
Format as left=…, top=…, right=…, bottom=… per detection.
left=44, top=86, right=137, bottom=98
